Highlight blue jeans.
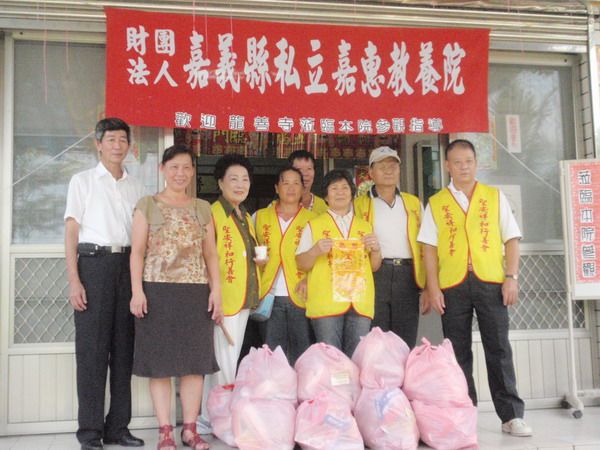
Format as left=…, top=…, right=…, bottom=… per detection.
left=311, top=309, right=371, bottom=358
left=264, top=296, right=312, bottom=366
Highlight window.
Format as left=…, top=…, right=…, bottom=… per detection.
left=12, top=40, right=158, bottom=245
left=479, top=63, right=576, bottom=245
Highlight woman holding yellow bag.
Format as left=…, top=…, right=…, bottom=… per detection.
left=296, top=169, right=382, bottom=357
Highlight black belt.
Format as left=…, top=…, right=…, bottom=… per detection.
left=77, top=243, right=131, bottom=256
left=382, top=258, right=413, bottom=266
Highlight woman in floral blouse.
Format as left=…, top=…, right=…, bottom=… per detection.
left=130, top=145, right=223, bottom=450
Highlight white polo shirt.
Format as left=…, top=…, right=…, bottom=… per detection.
left=296, top=209, right=354, bottom=254
left=64, top=162, right=145, bottom=246
left=417, top=180, right=522, bottom=247
left=370, top=187, right=422, bottom=259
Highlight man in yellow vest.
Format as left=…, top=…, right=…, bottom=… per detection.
left=418, top=139, right=532, bottom=437
left=288, top=150, right=328, bottom=214
left=354, top=146, right=426, bottom=348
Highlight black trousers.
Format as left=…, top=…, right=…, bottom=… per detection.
left=372, top=263, right=420, bottom=348
left=75, top=253, right=134, bottom=443
left=442, top=273, right=525, bottom=423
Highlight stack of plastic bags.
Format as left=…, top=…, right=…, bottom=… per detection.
left=208, top=333, right=479, bottom=450
left=403, top=338, right=478, bottom=450
left=352, top=327, right=419, bottom=450
left=294, top=343, right=364, bottom=449
left=208, top=345, right=297, bottom=450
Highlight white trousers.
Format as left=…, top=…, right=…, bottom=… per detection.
left=199, top=309, right=250, bottom=426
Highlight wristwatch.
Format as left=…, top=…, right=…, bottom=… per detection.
left=505, top=274, right=519, bottom=280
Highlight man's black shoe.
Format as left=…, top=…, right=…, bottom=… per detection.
left=103, top=431, right=145, bottom=447
left=80, top=439, right=103, bottom=450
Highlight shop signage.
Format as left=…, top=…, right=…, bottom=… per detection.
left=105, top=7, right=490, bottom=134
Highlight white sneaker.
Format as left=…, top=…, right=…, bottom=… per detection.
left=196, top=416, right=212, bottom=434
left=501, top=418, right=533, bottom=437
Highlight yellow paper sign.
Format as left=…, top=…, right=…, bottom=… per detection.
left=331, top=239, right=367, bottom=303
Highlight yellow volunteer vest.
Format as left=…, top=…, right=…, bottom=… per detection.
left=212, top=201, right=260, bottom=316
left=305, top=212, right=375, bottom=319
left=311, top=195, right=328, bottom=215
left=429, top=183, right=504, bottom=289
left=255, top=204, right=316, bottom=307
left=353, top=193, right=426, bottom=289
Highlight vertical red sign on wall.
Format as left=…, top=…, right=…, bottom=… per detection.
left=569, top=161, right=600, bottom=284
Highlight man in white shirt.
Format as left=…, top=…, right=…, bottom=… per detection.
left=64, top=118, right=145, bottom=450
left=418, top=139, right=532, bottom=437
left=353, top=147, right=426, bottom=348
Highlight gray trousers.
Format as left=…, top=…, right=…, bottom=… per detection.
left=264, top=296, right=312, bottom=366
left=311, top=309, right=371, bottom=358
left=372, top=263, right=421, bottom=348
left=75, top=254, right=134, bottom=443
left=442, top=273, right=525, bottom=422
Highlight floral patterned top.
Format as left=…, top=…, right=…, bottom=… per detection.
left=136, top=196, right=211, bottom=284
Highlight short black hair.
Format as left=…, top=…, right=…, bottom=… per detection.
left=214, top=153, right=253, bottom=182
left=277, top=165, right=304, bottom=185
left=322, top=169, right=356, bottom=199
left=95, top=117, right=131, bottom=143
left=161, top=145, right=195, bottom=165
left=288, top=150, right=316, bottom=166
left=445, top=139, right=476, bottom=160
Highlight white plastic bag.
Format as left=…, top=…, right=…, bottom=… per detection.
left=231, top=398, right=296, bottom=450
left=206, top=384, right=236, bottom=447
left=411, top=399, right=478, bottom=450
left=354, top=387, right=419, bottom=450
left=403, top=338, right=471, bottom=406
left=351, top=327, right=410, bottom=389
left=295, top=391, right=364, bottom=450
left=295, top=343, right=361, bottom=410
left=233, top=345, right=297, bottom=405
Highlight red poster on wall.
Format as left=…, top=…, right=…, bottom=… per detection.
left=105, top=7, right=489, bottom=134
left=569, top=161, right=600, bottom=284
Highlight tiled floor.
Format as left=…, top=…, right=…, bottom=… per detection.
left=0, top=407, right=599, bottom=450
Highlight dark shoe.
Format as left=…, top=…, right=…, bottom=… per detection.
left=103, top=431, right=145, bottom=447
left=81, top=439, right=103, bottom=450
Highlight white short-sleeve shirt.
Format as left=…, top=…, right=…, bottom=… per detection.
left=370, top=188, right=423, bottom=259
left=296, top=209, right=354, bottom=255
left=64, top=162, right=145, bottom=246
left=417, top=180, right=522, bottom=247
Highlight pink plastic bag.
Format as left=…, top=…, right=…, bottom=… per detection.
left=206, top=384, right=236, bottom=447
left=403, top=338, right=471, bottom=406
left=411, top=399, right=478, bottom=450
left=354, top=387, right=419, bottom=450
left=231, top=398, right=296, bottom=450
left=295, top=343, right=361, bottom=409
left=295, top=391, right=364, bottom=450
left=351, top=326, right=410, bottom=388
left=232, top=345, right=297, bottom=405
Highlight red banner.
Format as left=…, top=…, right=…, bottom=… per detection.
left=105, top=8, right=489, bottom=134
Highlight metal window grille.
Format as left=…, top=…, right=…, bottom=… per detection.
left=13, top=257, right=74, bottom=344
left=473, top=254, right=585, bottom=331
left=12, top=253, right=584, bottom=344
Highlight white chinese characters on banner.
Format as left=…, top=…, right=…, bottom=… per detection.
left=123, top=28, right=470, bottom=100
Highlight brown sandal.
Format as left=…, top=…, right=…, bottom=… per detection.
left=181, top=422, right=210, bottom=450
left=157, top=424, right=176, bottom=450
